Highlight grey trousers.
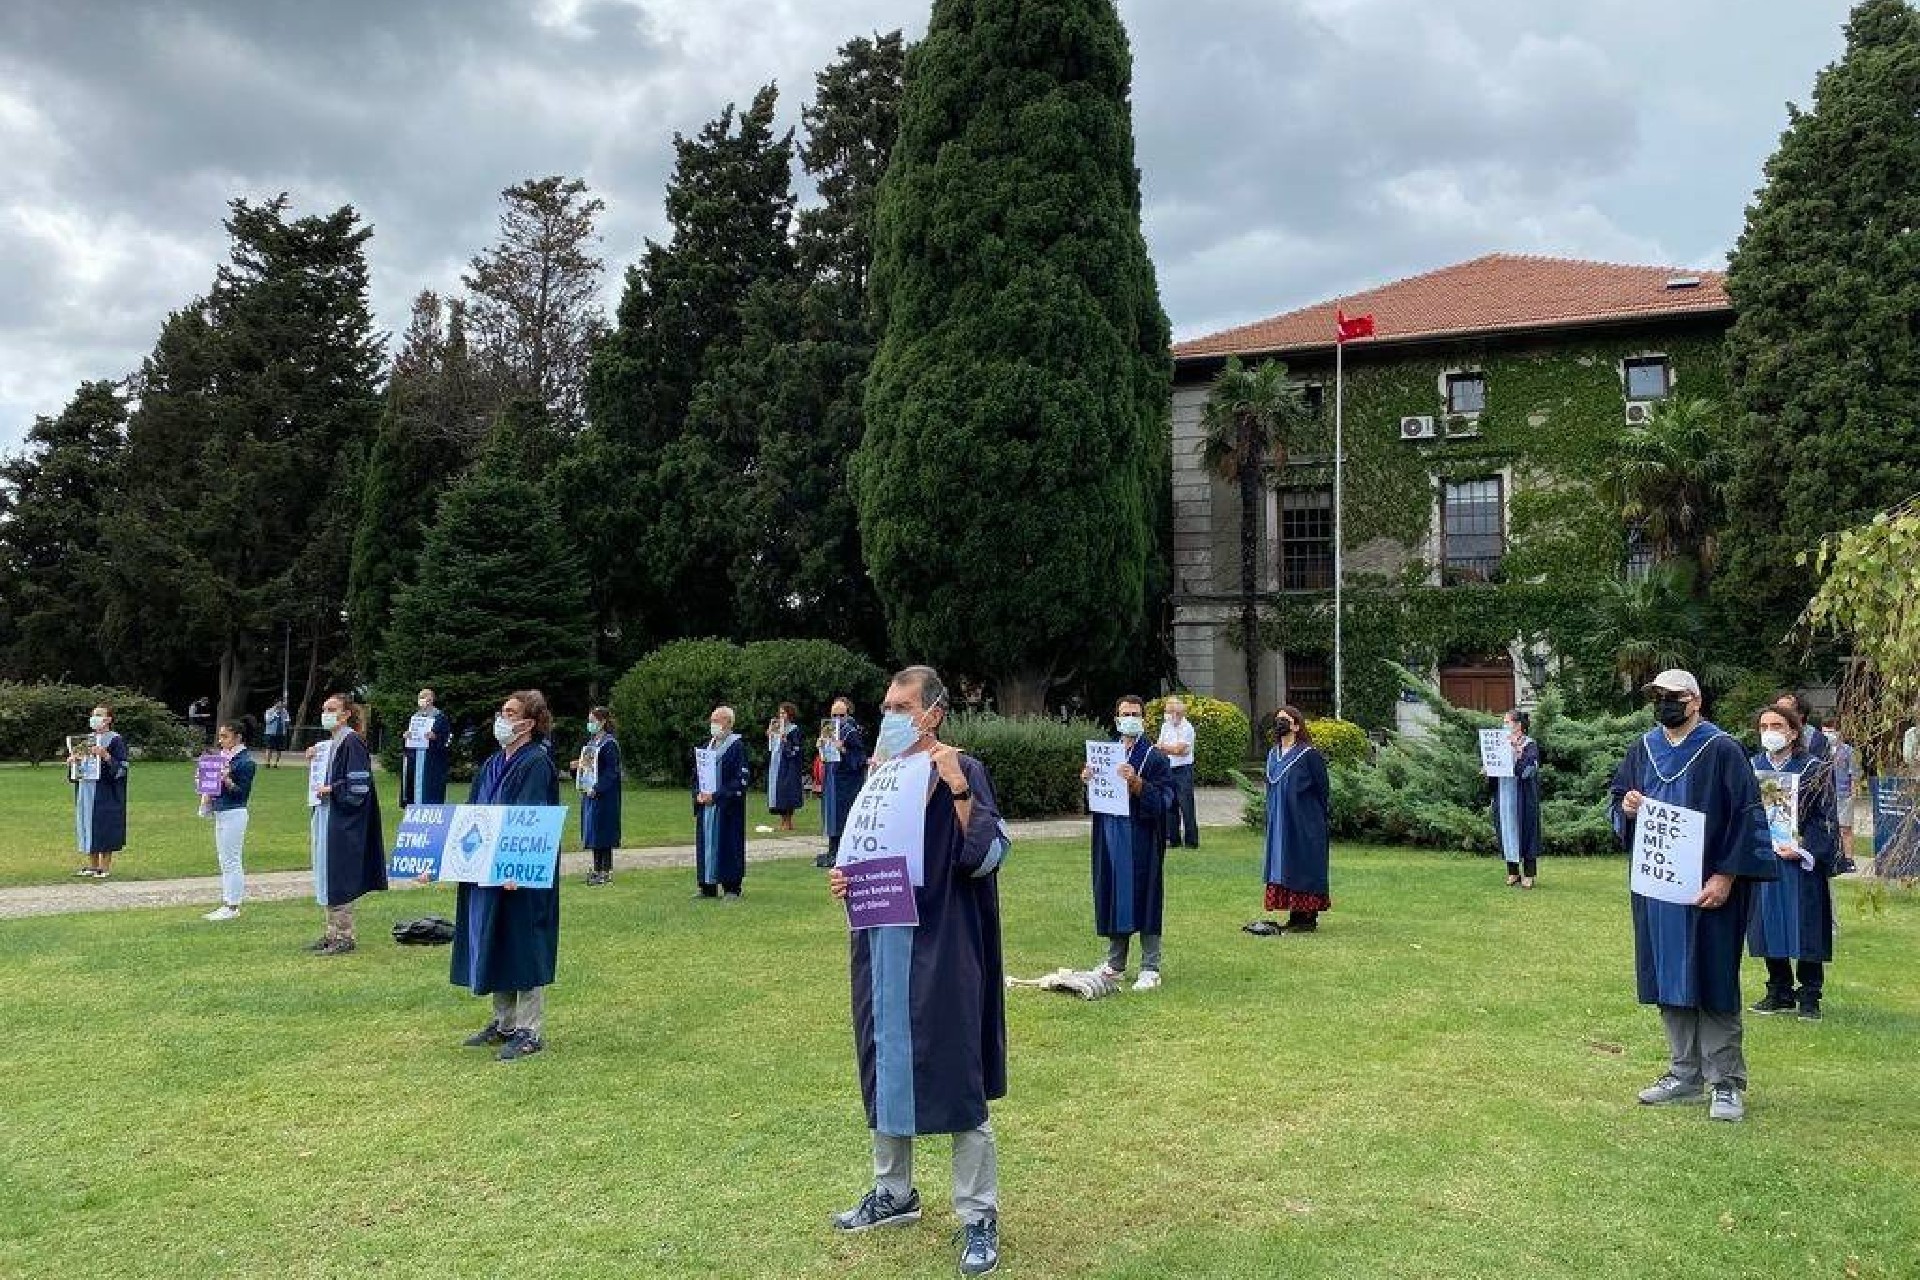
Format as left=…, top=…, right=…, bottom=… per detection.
left=873, top=1122, right=997, bottom=1223
left=492, top=987, right=547, bottom=1037
left=1659, top=1003, right=1747, bottom=1089
left=1106, top=933, right=1163, bottom=973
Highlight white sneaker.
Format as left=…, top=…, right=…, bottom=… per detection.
left=203, top=906, right=240, bottom=921
left=1132, top=970, right=1162, bottom=991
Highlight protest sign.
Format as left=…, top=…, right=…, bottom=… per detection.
left=841, top=855, right=920, bottom=930
left=404, top=713, right=434, bottom=750
left=307, top=740, right=332, bottom=808
left=1084, top=740, right=1130, bottom=817
left=195, top=754, right=225, bottom=797
left=1755, top=768, right=1800, bottom=850
left=1629, top=797, right=1705, bottom=905
left=1478, top=728, right=1515, bottom=778
left=836, top=753, right=933, bottom=885
left=694, top=746, right=719, bottom=796
left=388, top=804, right=568, bottom=888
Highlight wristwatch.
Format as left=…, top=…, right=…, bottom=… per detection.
left=950, top=786, right=973, bottom=802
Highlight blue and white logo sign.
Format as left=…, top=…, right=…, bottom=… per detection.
left=390, top=804, right=567, bottom=888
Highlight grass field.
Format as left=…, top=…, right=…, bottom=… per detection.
left=1, top=831, right=1915, bottom=1278
left=2, top=761, right=823, bottom=887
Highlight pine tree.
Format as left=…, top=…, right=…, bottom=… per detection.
left=1720, top=0, right=1920, bottom=645
left=857, top=0, right=1171, bottom=711
left=378, top=400, right=594, bottom=730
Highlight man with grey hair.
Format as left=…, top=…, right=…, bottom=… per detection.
left=828, top=665, right=1010, bottom=1276
left=693, top=705, right=750, bottom=898
left=1157, top=695, right=1200, bottom=847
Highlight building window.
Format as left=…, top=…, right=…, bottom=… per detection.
left=1445, top=372, right=1486, bottom=416
left=1284, top=653, right=1332, bottom=718
left=1624, top=356, right=1670, bottom=401
left=1441, top=476, right=1505, bottom=584
left=1278, top=487, right=1334, bottom=590
left=1299, top=384, right=1325, bottom=417
left=1624, top=519, right=1656, bottom=583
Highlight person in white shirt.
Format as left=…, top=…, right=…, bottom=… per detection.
left=1157, top=696, right=1200, bottom=849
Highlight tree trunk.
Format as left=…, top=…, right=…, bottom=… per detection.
left=995, top=668, right=1053, bottom=716
left=294, top=619, right=324, bottom=749
left=216, top=641, right=251, bottom=729
left=1240, top=456, right=1263, bottom=758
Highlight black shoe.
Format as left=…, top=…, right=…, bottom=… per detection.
left=318, top=938, right=355, bottom=956
left=1750, top=988, right=1795, bottom=1015
left=498, top=1029, right=544, bottom=1061
left=464, top=1020, right=509, bottom=1048
left=956, top=1216, right=999, bottom=1275
left=1797, top=998, right=1823, bottom=1022
left=1241, top=919, right=1282, bottom=937
left=304, top=937, right=334, bottom=953
left=813, top=852, right=834, bottom=869
left=831, top=1186, right=921, bottom=1233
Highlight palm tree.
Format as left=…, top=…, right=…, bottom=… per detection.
left=1200, top=357, right=1312, bottom=754
left=1596, top=395, right=1734, bottom=592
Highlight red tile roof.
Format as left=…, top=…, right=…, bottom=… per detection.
left=1172, top=253, right=1731, bottom=361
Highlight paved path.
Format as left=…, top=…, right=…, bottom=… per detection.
left=0, top=785, right=1247, bottom=921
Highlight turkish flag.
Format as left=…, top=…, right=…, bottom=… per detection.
left=1336, top=309, right=1375, bottom=343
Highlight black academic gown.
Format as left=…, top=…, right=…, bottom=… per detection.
left=313, top=730, right=387, bottom=907
left=451, top=739, right=562, bottom=994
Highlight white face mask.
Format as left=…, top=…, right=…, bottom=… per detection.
left=586, top=719, right=603, bottom=736
left=709, top=722, right=726, bottom=740
left=1761, top=729, right=1790, bottom=754
left=417, top=697, right=432, bottom=709
left=320, top=711, right=340, bottom=732
left=494, top=716, right=522, bottom=746
left=88, top=714, right=107, bottom=731
left=1116, top=715, right=1145, bottom=738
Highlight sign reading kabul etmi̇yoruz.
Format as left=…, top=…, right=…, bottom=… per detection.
left=389, top=804, right=568, bottom=888
left=834, top=753, right=932, bottom=929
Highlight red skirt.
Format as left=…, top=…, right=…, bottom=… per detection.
left=1266, top=883, right=1331, bottom=913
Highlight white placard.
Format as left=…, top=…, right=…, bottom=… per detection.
left=694, top=746, right=719, bottom=796
left=1085, top=740, right=1130, bottom=817
left=576, top=742, right=598, bottom=794
left=835, top=753, right=932, bottom=886
left=1479, top=728, right=1515, bottom=778
left=307, top=740, right=333, bottom=809
left=1756, top=768, right=1800, bottom=851
left=1629, top=797, right=1706, bottom=905
left=68, top=734, right=100, bottom=783
left=405, top=712, right=434, bottom=750
left=820, top=736, right=841, bottom=763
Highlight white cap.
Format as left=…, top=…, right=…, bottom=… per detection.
left=1641, top=669, right=1701, bottom=698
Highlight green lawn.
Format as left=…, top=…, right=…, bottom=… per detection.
left=2, top=761, right=823, bottom=887
left=1, top=834, right=1915, bottom=1278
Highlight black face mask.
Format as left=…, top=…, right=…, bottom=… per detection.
left=1273, top=719, right=1294, bottom=739
left=1652, top=697, right=1691, bottom=728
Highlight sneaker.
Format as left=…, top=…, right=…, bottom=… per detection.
left=318, top=938, right=356, bottom=956
left=813, top=852, right=835, bottom=869
left=1709, top=1084, right=1745, bottom=1122
left=956, top=1216, right=999, bottom=1276
left=92, top=870, right=110, bottom=881
left=721, top=892, right=742, bottom=903
left=463, top=1020, right=509, bottom=1048
left=831, top=1186, right=921, bottom=1233
left=202, top=905, right=240, bottom=922
left=1132, top=969, right=1162, bottom=992
left=1750, top=989, right=1795, bottom=1015
left=73, top=867, right=97, bottom=877
left=1797, top=998, right=1823, bottom=1022
left=304, top=937, right=333, bottom=952
left=1636, top=1074, right=1704, bottom=1106
left=498, top=1030, right=544, bottom=1061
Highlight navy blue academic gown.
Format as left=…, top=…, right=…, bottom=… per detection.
left=312, top=731, right=388, bottom=908
left=1263, top=745, right=1332, bottom=896
left=400, top=708, right=453, bottom=806
left=75, top=731, right=129, bottom=854
left=693, top=734, right=750, bottom=887
left=1091, top=738, right=1173, bottom=936
left=578, top=734, right=623, bottom=850
left=1492, top=738, right=1542, bottom=862
left=452, top=740, right=562, bottom=995
left=822, top=720, right=869, bottom=847
left=851, top=752, right=1009, bottom=1137
left=1610, top=723, right=1777, bottom=1013
left=767, top=724, right=806, bottom=814
left=1746, top=750, right=1837, bottom=964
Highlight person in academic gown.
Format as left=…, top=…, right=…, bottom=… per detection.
left=400, top=687, right=454, bottom=807
left=817, top=697, right=870, bottom=869
left=827, top=665, right=1009, bottom=1278
left=1490, top=708, right=1543, bottom=887
left=1774, top=692, right=1831, bottom=761
left=766, top=701, right=806, bottom=831
left=575, top=705, right=623, bottom=886
left=451, top=690, right=562, bottom=1061
left=307, top=693, right=387, bottom=955
left=1248, top=703, right=1332, bottom=936
left=1081, top=694, right=1173, bottom=988
left=69, top=703, right=129, bottom=878
left=693, top=705, right=751, bottom=898
left=1746, top=703, right=1839, bottom=1021
left=1610, top=670, right=1776, bottom=1121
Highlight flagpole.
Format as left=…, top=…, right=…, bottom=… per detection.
left=1333, top=318, right=1345, bottom=723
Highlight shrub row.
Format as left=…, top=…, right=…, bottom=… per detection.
left=0, top=682, right=195, bottom=763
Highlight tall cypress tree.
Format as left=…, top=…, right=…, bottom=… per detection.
left=856, top=0, right=1171, bottom=711
left=1720, top=0, right=1920, bottom=644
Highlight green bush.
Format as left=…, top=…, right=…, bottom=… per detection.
left=0, top=682, right=194, bottom=763
left=943, top=712, right=1105, bottom=820
left=1307, top=718, right=1370, bottom=767
left=1143, top=694, right=1251, bottom=784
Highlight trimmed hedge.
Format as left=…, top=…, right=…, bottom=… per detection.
left=1142, top=694, right=1251, bottom=784
left=1308, top=718, right=1370, bottom=767
left=943, top=712, right=1105, bottom=820
left=0, top=682, right=194, bottom=762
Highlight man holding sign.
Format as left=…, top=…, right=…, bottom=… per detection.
left=827, top=666, right=1010, bottom=1279
left=400, top=687, right=453, bottom=807
left=692, top=707, right=751, bottom=898
left=1081, top=695, right=1173, bottom=990
left=1609, top=669, right=1776, bottom=1122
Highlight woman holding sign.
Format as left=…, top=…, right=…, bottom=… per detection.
left=1247, top=704, right=1331, bottom=936
left=575, top=705, right=623, bottom=885
left=1746, top=705, right=1839, bottom=1021
left=453, top=690, right=562, bottom=1061
left=1489, top=710, right=1543, bottom=888
left=306, top=694, right=388, bottom=955
left=69, top=703, right=129, bottom=879
left=198, top=720, right=256, bottom=920
left=767, top=702, right=806, bottom=832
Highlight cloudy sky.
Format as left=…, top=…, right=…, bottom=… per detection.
left=0, top=0, right=1857, bottom=449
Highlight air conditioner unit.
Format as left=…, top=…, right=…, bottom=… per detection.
left=1399, top=415, right=1438, bottom=440
left=1624, top=401, right=1654, bottom=426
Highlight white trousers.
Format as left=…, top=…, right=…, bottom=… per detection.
left=213, top=808, right=248, bottom=906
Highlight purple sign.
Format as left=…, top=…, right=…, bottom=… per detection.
left=843, top=855, right=920, bottom=930
left=195, top=753, right=225, bottom=797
